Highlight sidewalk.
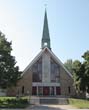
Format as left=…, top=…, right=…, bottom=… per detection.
left=26, top=104, right=88, bottom=110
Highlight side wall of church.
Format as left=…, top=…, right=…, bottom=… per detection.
left=60, top=66, right=76, bottom=96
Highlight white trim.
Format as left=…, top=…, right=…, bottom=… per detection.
left=32, top=82, right=60, bottom=86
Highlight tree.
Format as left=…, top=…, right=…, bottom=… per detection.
left=64, top=51, right=89, bottom=94
left=64, top=59, right=73, bottom=74
left=0, top=31, right=21, bottom=89
left=72, top=51, right=89, bottom=93
left=72, top=60, right=82, bottom=93
left=82, top=51, right=89, bottom=93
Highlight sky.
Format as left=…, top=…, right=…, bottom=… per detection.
left=0, top=0, right=89, bottom=71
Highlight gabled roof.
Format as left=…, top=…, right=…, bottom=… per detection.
left=22, top=47, right=73, bottom=78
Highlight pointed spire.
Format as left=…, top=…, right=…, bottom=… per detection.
left=41, top=9, right=51, bottom=50
left=42, top=9, right=50, bottom=39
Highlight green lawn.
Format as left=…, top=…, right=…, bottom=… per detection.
left=69, top=98, right=89, bottom=109
left=0, top=96, right=29, bottom=108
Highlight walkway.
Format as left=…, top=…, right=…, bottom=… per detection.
left=27, top=104, right=77, bottom=110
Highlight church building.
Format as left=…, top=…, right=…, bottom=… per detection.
left=7, top=10, right=75, bottom=97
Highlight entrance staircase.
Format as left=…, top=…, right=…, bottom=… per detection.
left=30, top=96, right=69, bottom=105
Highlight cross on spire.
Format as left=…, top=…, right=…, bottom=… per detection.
left=44, top=3, right=47, bottom=9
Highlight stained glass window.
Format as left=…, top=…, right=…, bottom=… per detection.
left=50, top=58, right=60, bottom=82
left=32, top=57, right=42, bottom=82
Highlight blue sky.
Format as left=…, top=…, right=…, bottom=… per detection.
left=0, top=0, right=89, bottom=70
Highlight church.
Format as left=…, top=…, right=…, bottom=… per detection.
left=7, top=10, right=75, bottom=97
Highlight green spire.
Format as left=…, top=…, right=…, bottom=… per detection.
left=41, top=9, right=51, bottom=49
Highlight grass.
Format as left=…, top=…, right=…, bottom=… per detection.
left=0, top=96, right=29, bottom=108
left=69, top=98, right=89, bottom=109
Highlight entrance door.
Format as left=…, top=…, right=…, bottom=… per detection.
left=56, top=87, right=61, bottom=95
left=43, top=87, right=49, bottom=95
left=32, top=86, right=37, bottom=95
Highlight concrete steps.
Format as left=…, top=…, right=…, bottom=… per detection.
left=30, top=96, right=69, bottom=105
left=30, top=96, right=40, bottom=104
left=40, top=97, right=69, bottom=105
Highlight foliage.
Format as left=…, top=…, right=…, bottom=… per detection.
left=64, top=59, right=73, bottom=74
left=0, top=97, right=29, bottom=108
left=64, top=51, right=89, bottom=94
left=82, top=51, right=89, bottom=93
left=73, top=51, right=89, bottom=93
left=0, top=31, right=21, bottom=89
left=69, top=98, right=89, bottom=109
left=72, top=60, right=82, bottom=92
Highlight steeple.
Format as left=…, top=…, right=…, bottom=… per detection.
left=41, top=9, right=51, bottom=50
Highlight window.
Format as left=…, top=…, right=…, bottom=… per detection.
left=22, top=86, right=24, bottom=94
left=50, top=58, right=60, bottom=82
left=68, top=86, right=71, bottom=94
left=32, top=58, right=42, bottom=82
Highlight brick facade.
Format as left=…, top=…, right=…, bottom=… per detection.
left=60, top=66, right=75, bottom=96
left=7, top=48, right=76, bottom=97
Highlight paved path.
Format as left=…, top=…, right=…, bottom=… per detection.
left=26, top=104, right=82, bottom=110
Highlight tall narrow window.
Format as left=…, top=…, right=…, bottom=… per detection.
left=22, top=86, right=24, bottom=94
left=68, top=86, right=71, bottom=94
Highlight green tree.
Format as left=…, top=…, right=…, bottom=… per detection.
left=64, top=59, right=73, bottom=74
left=64, top=51, right=89, bottom=94
left=0, top=31, right=21, bottom=89
left=82, top=51, right=89, bottom=93
left=72, top=51, right=89, bottom=93
left=72, top=60, right=82, bottom=93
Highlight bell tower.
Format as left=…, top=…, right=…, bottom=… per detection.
left=41, top=9, right=51, bottom=50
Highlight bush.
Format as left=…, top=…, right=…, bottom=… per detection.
left=0, top=97, right=29, bottom=108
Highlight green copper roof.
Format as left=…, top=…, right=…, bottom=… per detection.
left=41, top=9, right=51, bottom=49
left=42, top=9, right=50, bottom=40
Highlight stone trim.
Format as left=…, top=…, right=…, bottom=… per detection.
left=32, top=82, right=60, bottom=86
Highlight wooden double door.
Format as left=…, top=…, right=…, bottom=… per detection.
left=43, top=87, right=50, bottom=95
